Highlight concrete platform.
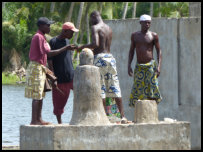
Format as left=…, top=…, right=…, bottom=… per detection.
left=20, top=121, right=191, bottom=150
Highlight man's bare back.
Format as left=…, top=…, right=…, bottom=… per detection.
left=78, top=11, right=112, bottom=55
left=92, top=23, right=112, bottom=55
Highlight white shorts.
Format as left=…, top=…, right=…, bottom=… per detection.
left=94, top=53, right=122, bottom=99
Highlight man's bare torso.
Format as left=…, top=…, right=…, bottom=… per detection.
left=93, top=23, right=112, bottom=55
left=134, top=31, right=156, bottom=64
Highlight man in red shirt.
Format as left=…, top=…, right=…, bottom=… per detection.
left=25, top=17, right=77, bottom=125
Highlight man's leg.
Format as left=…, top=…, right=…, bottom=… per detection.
left=30, top=99, right=40, bottom=125
left=56, top=115, right=62, bottom=124
left=102, top=98, right=107, bottom=115
left=53, top=82, right=72, bottom=124
left=114, top=97, right=125, bottom=118
left=38, top=100, right=51, bottom=125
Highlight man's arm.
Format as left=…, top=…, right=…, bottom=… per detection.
left=154, top=33, right=162, bottom=78
left=128, top=33, right=136, bottom=77
left=78, top=26, right=99, bottom=50
left=47, top=59, right=54, bottom=72
left=47, top=44, right=77, bottom=58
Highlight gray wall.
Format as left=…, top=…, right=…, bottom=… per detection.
left=104, top=17, right=201, bottom=149
left=189, top=2, right=201, bottom=17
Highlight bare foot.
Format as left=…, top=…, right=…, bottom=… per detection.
left=121, top=117, right=128, bottom=124
left=30, top=121, right=42, bottom=125
left=30, top=120, right=52, bottom=125
left=39, top=119, right=52, bottom=125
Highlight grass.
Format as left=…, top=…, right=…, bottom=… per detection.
left=2, top=146, right=19, bottom=150
left=2, top=72, right=25, bottom=85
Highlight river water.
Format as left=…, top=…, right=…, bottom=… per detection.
left=2, top=85, right=73, bottom=146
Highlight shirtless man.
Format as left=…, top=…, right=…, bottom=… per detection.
left=128, top=14, right=162, bottom=107
left=78, top=11, right=127, bottom=123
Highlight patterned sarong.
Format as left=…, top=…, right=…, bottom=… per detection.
left=129, top=60, right=162, bottom=107
left=94, top=53, right=122, bottom=99
left=105, top=97, right=121, bottom=118
left=24, top=61, right=46, bottom=100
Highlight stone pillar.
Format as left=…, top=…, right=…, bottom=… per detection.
left=134, top=100, right=159, bottom=123
left=69, top=48, right=111, bottom=125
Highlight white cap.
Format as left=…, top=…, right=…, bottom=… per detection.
left=140, top=14, right=151, bottom=21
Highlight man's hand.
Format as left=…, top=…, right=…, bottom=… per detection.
left=77, top=45, right=83, bottom=51
left=66, top=44, right=78, bottom=50
left=128, top=65, right=133, bottom=77
left=156, top=67, right=161, bottom=78
left=52, top=80, right=57, bottom=88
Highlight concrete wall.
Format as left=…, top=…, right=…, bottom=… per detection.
left=189, top=2, right=201, bottom=17
left=20, top=122, right=191, bottom=150
left=104, top=17, right=201, bottom=149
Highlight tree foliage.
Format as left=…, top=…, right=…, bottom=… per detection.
left=2, top=2, right=189, bottom=71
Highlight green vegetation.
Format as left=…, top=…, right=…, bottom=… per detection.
left=2, top=72, right=25, bottom=85
left=2, top=2, right=189, bottom=72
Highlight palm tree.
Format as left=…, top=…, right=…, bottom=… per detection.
left=150, top=2, right=153, bottom=17
left=66, top=2, right=75, bottom=22
left=73, top=2, right=84, bottom=44
left=132, top=2, right=137, bottom=18
left=43, top=3, right=46, bottom=15
left=79, top=3, right=92, bottom=44
left=102, top=2, right=113, bottom=19
left=86, top=14, right=90, bottom=43
left=79, top=3, right=88, bottom=44
left=50, top=2, right=55, bottom=20
left=73, top=2, right=85, bottom=63
left=122, top=2, right=128, bottom=19
left=50, top=2, right=55, bottom=13
left=98, top=2, right=103, bottom=14
left=158, top=2, right=161, bottom=17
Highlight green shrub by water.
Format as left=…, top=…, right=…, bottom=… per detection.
left=2, top=72, right=25, bottom=85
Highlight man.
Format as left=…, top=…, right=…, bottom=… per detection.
left=48, top=22, right=79, bottom=124
left=25, top=17, right=77, bottom=125
left=128, top=14, right=162, bottom=107
left=78, top=11, right=128, bottom=123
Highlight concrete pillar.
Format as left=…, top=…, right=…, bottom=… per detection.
left=69, top=48, right=111, bottom=125
left=135, top=100, right=159, bottom=123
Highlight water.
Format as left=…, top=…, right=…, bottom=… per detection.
left=2, top=85, right=74, bottom=146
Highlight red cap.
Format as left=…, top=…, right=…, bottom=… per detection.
left=62, top=22, right=79, bottom=32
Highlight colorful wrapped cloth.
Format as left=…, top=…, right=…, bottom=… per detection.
left=129, top=60, right=162, bottom=107
left=94, top=53, right=122, bottom=99
left=105, top=97, right=121, bottom=118
left=24, top=61, right=46, bottom=100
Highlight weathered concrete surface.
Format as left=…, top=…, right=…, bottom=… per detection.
left=70, top=48, right=110, bottom=125
left=79, top=48, right=94, bottom=65
left=70, top=65, right=110, bottom=125
left=104, top=17, right=201, bottom=149
left=135, top=100, right=159, bottom=123
left=189, top=2, right=201, bottom=17
left=20, top=122, right=190, bottom=150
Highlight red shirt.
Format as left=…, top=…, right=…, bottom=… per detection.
left=29, top=30, right=51, bottom=66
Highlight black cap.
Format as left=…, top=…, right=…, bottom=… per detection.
left=37, top=17, right=55, bottom=26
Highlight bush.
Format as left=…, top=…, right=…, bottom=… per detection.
left=2, top=72, right=25, bottom=85
left=49, top=22, right=63, bottom=37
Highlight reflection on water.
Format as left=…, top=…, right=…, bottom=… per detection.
left=2, top=85, right=73, bottom=146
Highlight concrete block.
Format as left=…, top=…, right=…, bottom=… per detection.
left=70, top=65, right=110, bottom=126
left=20, top=122, right=191, bottom=150
left=135, top=100, right=159, bottom=123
